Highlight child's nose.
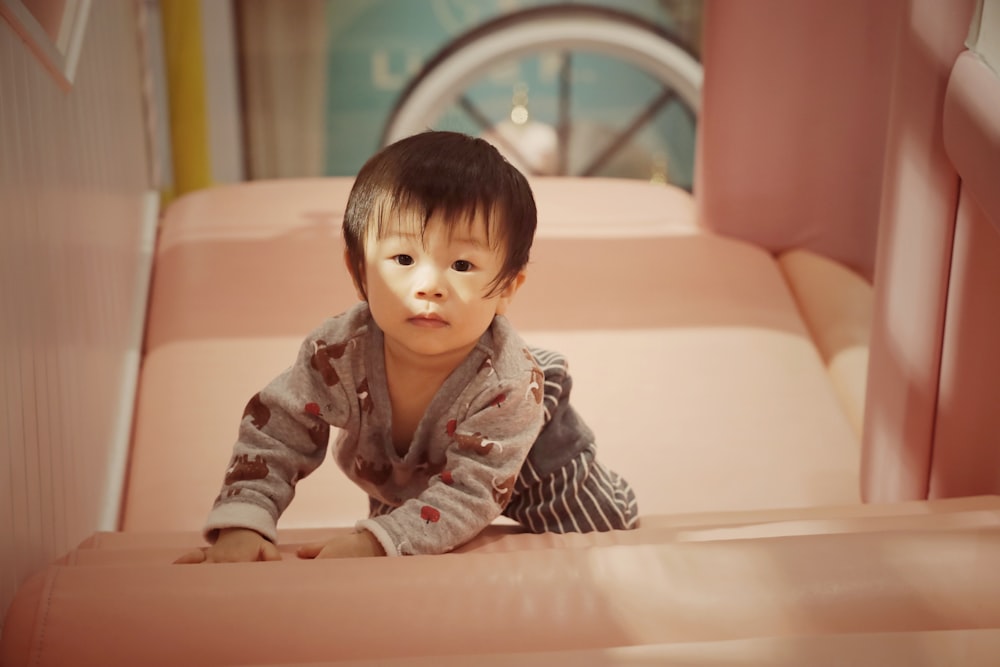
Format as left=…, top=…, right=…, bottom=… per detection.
left=414, top=266, right=446, bottom=299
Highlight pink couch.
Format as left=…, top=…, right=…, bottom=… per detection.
left=4, top=0, right=1000, bottom=664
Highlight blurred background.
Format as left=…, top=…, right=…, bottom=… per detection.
left=151, top=0, right=703, bottom=199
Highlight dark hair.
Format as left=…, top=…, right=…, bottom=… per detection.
left=343, top=131, right=537, bottom=299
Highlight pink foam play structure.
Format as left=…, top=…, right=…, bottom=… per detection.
left=3, top=0, right=999, bottom=664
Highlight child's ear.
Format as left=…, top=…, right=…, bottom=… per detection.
left=343, top=249, right=367, bottom=301
left=495, top=271, right=527, bottom=316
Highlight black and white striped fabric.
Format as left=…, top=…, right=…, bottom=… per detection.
left=501, top=347, right=639, bottom=533
left=502, top=442, right=638, bottom=533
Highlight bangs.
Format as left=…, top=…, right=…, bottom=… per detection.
left=367, top=186, right=509, bottom=254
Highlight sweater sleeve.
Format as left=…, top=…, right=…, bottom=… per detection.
left=204, top=329, right=358, bottom=544
left=357, top=363, right=545, bottom=555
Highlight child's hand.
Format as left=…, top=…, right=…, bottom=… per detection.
left=174, top=528, right=281, bottom=564
left=296, top=531, right=385, bottom=559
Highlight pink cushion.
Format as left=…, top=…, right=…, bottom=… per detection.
left=143, top=177, right=696, bottom=352
left=777, top=249, right=873, bottom=437
left=89, top=495, right=1000, bottom=563
left=250, top=631, right=1000, bottom=667
left=145, top=178, right=357, bottom=352
left=6, top=497, right=1000, bottom=666
left=529, top=177, right=697, bottom=237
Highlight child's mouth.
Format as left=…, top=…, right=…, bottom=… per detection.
left=408, top=314, right=448, bottom=328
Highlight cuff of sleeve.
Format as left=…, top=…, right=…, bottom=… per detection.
left=204, top=503, right=278, bottom=544
left=355, top=518, right=401, bottom=557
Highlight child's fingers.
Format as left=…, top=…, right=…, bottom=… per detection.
left=296, top=542, right=324, bottom=559
left=173, top=548, right=208, bottom=564
left=258, top=541, right=282, bottom=561
left=174, top=541, right=278, bottom=564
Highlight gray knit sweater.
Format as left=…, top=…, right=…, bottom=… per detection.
left=204, top=302, right=547, bottom=555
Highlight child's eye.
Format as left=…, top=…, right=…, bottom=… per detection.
left=452, top=260, right=473, bottom=272
left=393, top=254, right=414, bottom=266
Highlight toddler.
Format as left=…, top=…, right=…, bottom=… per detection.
left=177, top=131, right=637, bottom=563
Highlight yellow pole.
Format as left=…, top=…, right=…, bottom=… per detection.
left=161, top=0, right=212, bottom=198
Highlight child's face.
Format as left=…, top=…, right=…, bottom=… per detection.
left=357, top=210, right=524, bottom=362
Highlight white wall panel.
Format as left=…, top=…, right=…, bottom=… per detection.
left=0, top=0, right=152, bottom=630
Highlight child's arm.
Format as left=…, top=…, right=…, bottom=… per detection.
left=192, top=327, right=359, bottom=559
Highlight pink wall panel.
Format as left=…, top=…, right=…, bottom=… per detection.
left=697, top=0, right=903, bottom=281
left=930, top=191, right=1000, bottom=496
left=929, top=50, right=1000, bottom=497
left=859, top=0, right=975, bottom=503
left=0, top=1, right=151, bottom=631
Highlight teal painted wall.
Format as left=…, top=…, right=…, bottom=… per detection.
left=323, top=0, right=700, bottom=187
